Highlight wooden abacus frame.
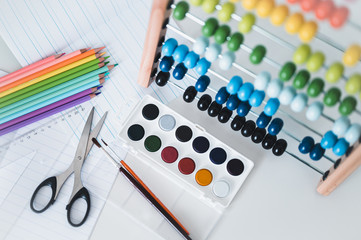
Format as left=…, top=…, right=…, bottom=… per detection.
left=137, top=0, right=361, bottom=196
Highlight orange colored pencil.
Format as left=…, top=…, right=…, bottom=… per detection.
left=0, top=47, right=105, bottom=92
left=0, top=53, right=64, bottom=83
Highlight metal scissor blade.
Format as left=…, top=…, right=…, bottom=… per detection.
left=85, top=111, right=108, bottom=157
left=74, top=107, right=95, bottom=161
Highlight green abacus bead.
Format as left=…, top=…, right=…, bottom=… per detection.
left=202, top=0, right=219, bottom=13
left=214, top=25, right=231, bottom=44
left=339, top=96, right=357, bottom=116
left=190, top=0, right=203, bottom=6
left=238, top=13, right=256, bottom=33
left=227, top=32, right=244, bottom=51
left=250, top=45, right=266, bottom=64
left=307, top=78, right=324, bottom=97
left=306, top=51, right=325, bottom=72
left=173, top=1, right=190, bottom=20
left=325, top=62, right=344, bottom=83
left=293, top=70, right=310, bottom=89
left=345, top=73, right=361, bottom=94
left=279, top=62, right=296, bottom=81
left=323, top=87, right=341, bottom=107
left=202, top=18, right=219, bottom=37
left=293, top=44, right=311, bottom=64
left=218, top=2, right=235, bottom=22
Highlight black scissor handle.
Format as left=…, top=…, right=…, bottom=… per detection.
left=30, top=176, right=57, bottom=213
left=66, top=187, right=91, bottom=227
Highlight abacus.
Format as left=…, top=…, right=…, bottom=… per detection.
left=137, top=0, right=361, bottom=196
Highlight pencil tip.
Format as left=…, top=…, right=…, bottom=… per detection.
left=104, top=61, right=110, bottom=65
left=104, top=56, right=110, bottom=60
left=101, top=139, right=108, bottom=146
left=97, top=85, right=103, bottom=90
left=92, top=138, right=102, bottom=148
left=104, top=72, right=110, bottom=76
left=114, top=63, right=118, bottom=67
left=95, top=92, right=101, bottom=96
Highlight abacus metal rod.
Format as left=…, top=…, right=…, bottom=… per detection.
left=165, top=76, right=326, bottom=174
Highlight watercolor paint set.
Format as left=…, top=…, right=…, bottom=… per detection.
left=118, top=95, right=254, bottom=208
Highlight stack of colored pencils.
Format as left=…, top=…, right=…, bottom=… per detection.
left=0, top=47, right=116, bottom=136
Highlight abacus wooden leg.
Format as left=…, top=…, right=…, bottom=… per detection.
left=138, top=0, right=172, bottom=87
left=317, top=140, right=361, bottom=196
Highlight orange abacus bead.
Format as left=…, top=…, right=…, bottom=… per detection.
left=242, top=0, right=259, bottom=10
left=315, top=0, right=334, bottom=20
left=298, top=21, right=318, bottom=42
left=270, top=5, right=289, bottom=26
left=330, top=6, right=349, bottom=28
left=256, top=0, right=275, bottom=18
left=287, top=0, right=300, bottom=3
left=285, top=13, right=304, bottom=34
left=300, top=0, right=319, bottom=11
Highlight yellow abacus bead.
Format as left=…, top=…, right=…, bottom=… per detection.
left=343, top=44, right=361, bottom=67
left=285, top=13, right=304, bottom=34
left=242, top=0, right=259, bottom=10
left=270, top=5, right=289, bottom=26
left=298, top=21, right=318, bottom=42
left=230, top=0, right=240, bottom=2
left=256, top=0, right=275, bottom=18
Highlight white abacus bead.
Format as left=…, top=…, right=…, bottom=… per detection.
left=279, top=86, right=296, bottom=105
left=266, top=78, right=283, bottom=98
left=345, top=124, right=361, bottom=145
left=332, top=116, right=350, bottom=137
left=193, top=36, right=209, bottom=55
left=290, top=93, right=308, bottom=112
left=306, top=101, right=323, bottom=121
left=254, top=71, right=271, bottom=90
left=205, top=43, right=221, bottom=62
left=219, top=51, right=235, bottom=70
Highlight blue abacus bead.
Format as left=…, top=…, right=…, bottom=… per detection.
left=162, top=38, right=178, bottom=56
left=254, top=71, right=271, bottom=90
left=279, top=86, right=296, bottom=106
left=195, top=75, right=211, bottom=92
left=205, top=43, right=222, bottom=62
left=310, top=143, right=325, bottom=161
left=333, top=138, right=349, bottom=156
left=227, top=76, right=243, bottom=94
left=266, top=78, right=283, bottom=98
left=219, top=51, right=235, bottom=70
left=290, top=93, right=308, bottom=112
left=256, top=111, right=272, bottom=128
left=226, top=94, right=241, bottom=111
left=237, top=101, right=251, bottom=117
left=345, top=124, right=361, bottom=145
left=249, top=90, right=265, bottom=107
left=183, top=51, right=199, bottom=69
left=298, top=136, right=315, bottom=154
left=193, top=36, right=209, bottom=55
left=306, top=101, right=323, bottom=121
left=195, top=58, right=211, bottom=75
left=215, top=87, right=230, bottom=104
left=173, top=63, right=187, bottom=80
left=320, top=130, right=337, bottom=149
left=159, top=56, right=175, bottom=72
left=264, top=98, right=280, bottom=116
left=268, top=118, right=284, bottom=136
left=332, top=116, right=350, bottom=137
left=237, top=82, right=254, bottom=101
left=173, top=44, right=189, bottom=62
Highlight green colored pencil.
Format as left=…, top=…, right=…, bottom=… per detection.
left=0, top=56, right=109, bottom=105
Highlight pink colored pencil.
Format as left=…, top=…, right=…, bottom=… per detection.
left=0, top=53, right=64, bottom=83
left=0, top=47, right=102, bottom=88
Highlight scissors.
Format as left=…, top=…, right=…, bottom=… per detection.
left=30, top=107, right=107, bottom=227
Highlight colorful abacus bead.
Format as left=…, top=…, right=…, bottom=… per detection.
left=299, top=136, right=315, bottom=154
left=241, top=120, right=256, bottom=137
left=205, top=43, right=222, bottom=62
left=306, top=101, right=323, bottom=121
left=227, top=76, right=243, bottom=94
left=307, top=78, right=324, bottom=97
left=293, top=69, right=310, bottom=89
left=343, top=44, right=361, bottom=67
left=266, top=78, right=283, bottom=98
left=320, top=130, right=338, bottom=149
left=309, top=143, right=325, bottom=161
left=208, top=101, right=223, bottom=117
left=293, top=44, right=311, bottom=64
left=256, top=0, right=275, bottom=18
left=193, top=36, right=209, bottom=55
left=264, top=98, right=280, bottom=116
left=226, top=94, right=241, bottom=110
left=237, top=101, right=252, bottom=117
left=214, top=25, right=231, bottom=44
left=173, top=1, right=189, bottom=20
left=323, top=87, right=341, bottom=107
left=298, top=21, right=318, bottom=42
left=339, top=96, right=357, bottom=116
left=262, top=134, right=277, bottom=149
left=184, top=51, right=199, bottom=69
left=228, top=32, right=244, bottom=52
left=216, top=86, right=230, bottom=104
left=237, top=82, right=254, bottom=101
left=218, top=2, right=235, bottom=22
left=279, top=62, right=297, bottom=82
left=254, top=71, right=271, bottom=90
left=332, top=116, right=350, bottom=137
left=219, top=51, right=236, bottom=70
left=173, top=63, right=188, bottom=80
left=315, top=0, right=334, bottom=20
left=333, top=138, right=349, bottom=156
left=290, top=93, right=308, bottom=112
left=242, top=0, right=259, bottom=11
left=173, top=44, right=189, bottom=62
left=279, top=86, right=296, bottom=105
left=270, top=5, right=289, bottom=26
left=268, top=118, right=284, bottom=135
left=325, top=62, right=344, bottom=83
left=238, top=13, right=256, bottom=33
left=162, top=38, right=178, bottom=56
left=183, top=86, right=198, bottom=103
left=202, top=0, right=219, bottom=13
left=256, top=111, right=272, bottom=128
left=345, top=73, right=361, bottom=94
left=159, top=56, right=175, bottom=72
left=198, top=94, right=213, bottom=111
left=218, top=107, right=233, bottom=123
left=330, top=6, right=349, bottom=28
left=250, top=45, right=266, bottom=64
left=202, top=18, right=219, bottom=37
left=251, top=127, right=266, bottom=143
left=195, top=75, right=211, bottom=92
left=231, top=115, right=246, bottom=131
left=155, top=71, right=170, bottom=87
left=272, top=139, right=287, bottom=156
left=285, top=13, right=304, bottom=34
left=345, top=124, right=361, bottom=144
left=249, top=90, right=265, bottom=107
left=300, top=0, right=319, bottom=12
left=306, top=51, right=325, bottom=72
left=195, top=58, right=211, bottom=75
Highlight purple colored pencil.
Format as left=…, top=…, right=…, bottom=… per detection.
left=0, top=92, right=100, bottom=136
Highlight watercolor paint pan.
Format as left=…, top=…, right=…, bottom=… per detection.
left=118, top=95, right=254, bottom=207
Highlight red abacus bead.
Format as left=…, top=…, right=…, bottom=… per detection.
left=301, top=0, right=319, bottom=11
left=330, top=6, right=349, bottom=28
left=287, top=0, right=299, bottom=4
left=315, top=0, right=335, bottom=20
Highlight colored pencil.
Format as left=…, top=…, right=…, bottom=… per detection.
left=0, top=74, right=105, bottom=113
left=0, top=92, right=99, bottom=136
left=0, top=79, right=105, bottom=124
left=0, top=47, right=95, bottom=88
left=0, top=62, right=111, bottom=104
left=0, top=53, right=64, bottom=83
left=0, top=52, right=106, bottom=93
left=0, top=87, right=99, bottom=131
